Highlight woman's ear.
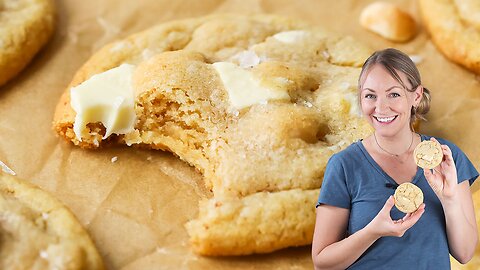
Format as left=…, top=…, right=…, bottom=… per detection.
left=414, top=85, right=424, bottom=105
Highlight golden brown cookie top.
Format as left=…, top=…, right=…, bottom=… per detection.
left=0, top=172, right=104, bottom=270
left=414, top=140, right=443, bottom=169
left=394, top=182, right=424, bottom=213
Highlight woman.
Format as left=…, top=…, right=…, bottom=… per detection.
left=312, top=48, right=479, bottom=269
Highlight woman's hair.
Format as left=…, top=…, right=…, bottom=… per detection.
left=358, top=48, right=431, bottom=131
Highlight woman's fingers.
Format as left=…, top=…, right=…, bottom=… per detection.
left=400, top=204, right=425, bottom=229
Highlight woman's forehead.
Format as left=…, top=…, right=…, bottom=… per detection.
left=361, top=64, right=410, bottom=90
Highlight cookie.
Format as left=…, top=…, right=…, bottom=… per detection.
left=0, top=171, right=104, bottom=269
left=53, top=14, right=374, bottom=255
left=419, top=0, right=480, bottom=74
left=359, top=2, right=416, bottom=42
left=414, top=140, right=443, bottom=169
left=0, top=0, right=55, bottom=87
left=394, top=182, right=424, bottom=213
left=185, top=189, right=318, bottom=256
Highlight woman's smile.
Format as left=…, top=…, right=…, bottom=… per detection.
left=373, top=115, right=398, bottom=124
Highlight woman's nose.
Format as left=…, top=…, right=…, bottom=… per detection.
left=374, top=97, right=390, bottom=112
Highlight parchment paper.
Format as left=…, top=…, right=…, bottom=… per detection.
left=1, top=0, right=479, bottom=269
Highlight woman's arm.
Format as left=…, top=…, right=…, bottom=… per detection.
left=312, top=196, right=425, bottom=270
left=312, top=205, right=375, bottom=270
left=424, top=139, right=478, bottom=264
left=442, top=181, right=478, bottom=264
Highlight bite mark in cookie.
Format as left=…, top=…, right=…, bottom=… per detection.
left=53, top=14, right=374, bottom=255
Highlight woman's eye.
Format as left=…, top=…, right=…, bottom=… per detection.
left=390, top=93, right=401, bottom=98
left=365, top=94, right=375, bottom=99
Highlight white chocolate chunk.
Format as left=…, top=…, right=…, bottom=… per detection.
left=422, top=154, right=433, bottom=162
left=273, top=30, right=309, bottom=43
left=70, top=64, right=137, bottom=141
left=212, top=62, right=290, bottom=110
left=0, top=160, right=16, bottom=176
left=343, top=92, right=362, bottom=116
left=231, top=50, right=261, bottom=68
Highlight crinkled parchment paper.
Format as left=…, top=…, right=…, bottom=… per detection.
left=0, top=0, right=479, bottom=269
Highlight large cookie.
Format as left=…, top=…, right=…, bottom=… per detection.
left=419, top=0, right=480, bottom=74
left=0, top=0, right=55, bottom=87
left=0, top=172, right=104, bottom=269
left=53, top=14, right=373, bottom=255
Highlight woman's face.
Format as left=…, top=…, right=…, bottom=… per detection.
left=360, top=64, right=420, bottom=137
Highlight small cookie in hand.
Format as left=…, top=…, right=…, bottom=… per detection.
left=414, top=140, right=443, bottom=169
left=394, top=182, right=424, bottom=213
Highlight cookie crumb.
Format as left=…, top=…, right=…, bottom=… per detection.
left=39, top=250, right=48, bottom=259
left=0, top=160, right=16, bottom=176
left=111, top=156, right=118, bottom=163
left=322, top=51, right=330, bottom=60
left=147, top=156, right=153, bottom=161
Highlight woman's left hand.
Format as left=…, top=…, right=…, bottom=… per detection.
left=423, top=138, right=459, bottom=203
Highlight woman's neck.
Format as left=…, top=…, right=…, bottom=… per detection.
left=373, top=128, right=416, bottom=157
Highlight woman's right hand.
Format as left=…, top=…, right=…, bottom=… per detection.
left=366, top=195, right=425, bottom=238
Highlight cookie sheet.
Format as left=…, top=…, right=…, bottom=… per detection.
left=0, top=0, right=479, bottom=269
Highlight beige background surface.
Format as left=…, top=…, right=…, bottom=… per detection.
left=1, top=0, right=479, bottom=269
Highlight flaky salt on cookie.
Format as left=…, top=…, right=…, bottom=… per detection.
left=359, top=2, right=416, bottom=42
left=414, top=140, right=443, bottom=169
left=394, top=183, right=424, bottom=213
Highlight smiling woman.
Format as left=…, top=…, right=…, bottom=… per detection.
left=312, top=48, right=479, bottom=270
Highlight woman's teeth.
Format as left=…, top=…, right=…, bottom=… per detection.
left=375, top=116, right=396, bottom=123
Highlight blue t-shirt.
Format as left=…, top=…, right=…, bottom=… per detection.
left=317, top=134, right=479, bottom=270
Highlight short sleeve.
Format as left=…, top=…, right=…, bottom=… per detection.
left=316, top=154, right=351, bottom=209
left=447, top=142, right=479, bottom=186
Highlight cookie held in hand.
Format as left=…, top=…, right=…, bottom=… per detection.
left=394, top=182, right=424, bottom=214
left=414, top=140, right=443, bottom=169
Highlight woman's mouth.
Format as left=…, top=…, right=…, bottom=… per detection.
left=373, top=115, right=398, bottom=124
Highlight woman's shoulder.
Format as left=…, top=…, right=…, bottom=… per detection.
left=421, top=134, right=460, bottom=151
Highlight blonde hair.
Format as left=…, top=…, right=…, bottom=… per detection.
left=358, top=48, right=431, bottom=131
